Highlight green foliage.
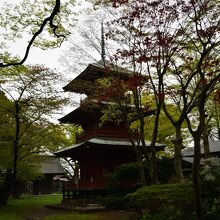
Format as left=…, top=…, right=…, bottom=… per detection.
left=200, top=158, right=220, bottom=219
left=141, top=94, right=188, bottom=151
left=16, top=157, right=42, bottom=182
left=107, top=163, right=138, bottom=183
left=126, top=183, right=193, bottom=218
left=106, top=159, right=175, bottom=191
left=98, top=194, right=128, bottom=210
left=106, top=162, right=147, bottom=191
left=100, top=104, right=124, bottom=126
left=205, top=96, right=220, bottom=139
left=140, top=207, right=185, bottom=220
left=157, top=157, right=175, bottom=183
left=0, top=64, right=77, bottom=202
left=0, top=0, right=76, bottom=51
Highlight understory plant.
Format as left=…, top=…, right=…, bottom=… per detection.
left=126, top=183, right=193, bottom=220
left=200, top=157, right=220, bottom=219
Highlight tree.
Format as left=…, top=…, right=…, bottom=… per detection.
left=0, top=0, right=76, bottom=67
left=0, top=64, right=69, bottom=204
left=98, top=74, right=152, bottom=186
left=101, top=0, right=187, bottom=184
left=164, top=1, right=220, bottom=218
left=93, top=1, right=220, bottom=219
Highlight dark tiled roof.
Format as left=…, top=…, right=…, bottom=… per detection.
left=40, top=157, right=65, bottom=174
left=63, top=60, right=133, bottom=93
left=54, top=136, right=165, bottom=158
left=182, top=139, right=220, bottom=157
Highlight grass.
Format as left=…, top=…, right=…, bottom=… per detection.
left=0, top=193, right=62, bottom=220
left=0, top=194, right=130, bottom=220
left=43, top=211, right=129, bottom=220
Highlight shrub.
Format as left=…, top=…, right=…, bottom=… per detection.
left=200, top=157, right=220, bottom=219
left=98, top=193, right=128, bottom=210
left=106, top=158, right=175, bottom=193
left=157, top=157, right=175, bottom=183
left=126, top=183, right=193, bottom=219
left=140, top=207, right=183, bottom=220
left=106, top=162, right=146, bottom=191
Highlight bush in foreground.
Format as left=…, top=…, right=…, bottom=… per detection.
left=126, top=183, right=193, bottom=220
left=98, top=193, right=129, bottom=210
left=200, top=158, right=220, bottom=219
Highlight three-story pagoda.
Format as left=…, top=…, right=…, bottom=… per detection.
left=55, top=60, right=165, bottom=203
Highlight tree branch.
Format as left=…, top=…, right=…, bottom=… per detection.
left=0, top=0, right=64, bottom=68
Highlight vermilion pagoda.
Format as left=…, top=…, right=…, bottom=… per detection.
left=55, top=60, right=165, bottom=202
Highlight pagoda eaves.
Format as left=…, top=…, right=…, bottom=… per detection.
left=63, top=60, right=133, bottom=94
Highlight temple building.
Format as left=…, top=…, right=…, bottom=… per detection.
left=55, top=60, right=165, bottom=204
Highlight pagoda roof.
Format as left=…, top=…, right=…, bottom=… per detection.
left=54, top=136, right=165, bottom=158
left=59, top=100, right=155, bottom=125
left=59, top=102, right=100, bottom=125
left=63, top=60, right=133, bottom=94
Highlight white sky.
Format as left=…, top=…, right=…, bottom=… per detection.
left=0, top=0, right=61, bottom=70
left=9, top=38, right=66, bottom=70
left=0, top=0, right=92, bottom=72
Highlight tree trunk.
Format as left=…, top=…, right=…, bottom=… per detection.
left=190, top=91, right=206, bottom=220
left=137, top=159, right=147, bottom=187
left=124, top=104, right=147, bottom=186
left=148, top=100, right=162, bottom=184
left=203, top=128, right=210, bottom=159
left=0, top=101, right=20, bottom=205
left=148, top=148, right=158, bottom=184
left=216, top=116, right=220, bottom=141
left=11, top=180, right=21, bottom=199
left=152, top=153, right=158, bottom=184
left=135, top=145, right=147, bottom=186
left=0, top=170, right=12, bottom=205
left=218, top=128, right=220, bottom=141
left=131, top=89, right=149, bottom=186
left=11, top=101, right=20, bottom=199
left=192, top=134, right=203, bottom=220
left=172, top=125, right=184, bottom=183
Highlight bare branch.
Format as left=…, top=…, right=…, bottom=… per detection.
left=0, top=0, right=65, bottom=68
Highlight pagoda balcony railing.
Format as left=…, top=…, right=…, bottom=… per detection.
left=64, top=180, right=106, bottom=191
left=76, top=127, right=128, bottom=143
left=62, top=180, right=106, bottom=200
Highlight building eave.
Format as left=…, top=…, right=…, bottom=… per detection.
left=54, top=136, right=165, bottom=158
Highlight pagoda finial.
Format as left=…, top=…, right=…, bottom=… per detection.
left=101, top=21, right=106, bottom=66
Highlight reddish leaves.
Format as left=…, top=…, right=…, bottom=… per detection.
left=156, top=92, right=165, bottom=100
left=214, top=90, right=220, bottom=103
left=136, top=55, right=151, bottom=63
left=98, top=74, right=148, bottom=103
left=126, top=74, right=148, bottom=89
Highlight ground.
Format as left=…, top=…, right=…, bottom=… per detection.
left=0, top=194, right=131, bottom=220
left=25, top=207, right=70, bottom=220
left=25, top=209, right=131, bottom=220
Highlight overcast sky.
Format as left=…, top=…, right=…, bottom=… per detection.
left=0, top=1, right=59, bottom=70
left=0, top=0, right=92, bottom=72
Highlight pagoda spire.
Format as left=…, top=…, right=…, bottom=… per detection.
left=101, top=22, right=106, bottom=66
